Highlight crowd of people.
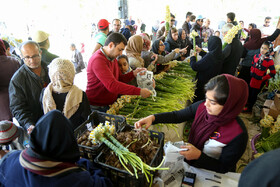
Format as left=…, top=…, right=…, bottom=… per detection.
left=1, top=10, right=280, bottom=186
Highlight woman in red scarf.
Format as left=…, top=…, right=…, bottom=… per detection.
left=238, top=22, right=280, bottom=86
left=135, top=74, right=248, bottom=173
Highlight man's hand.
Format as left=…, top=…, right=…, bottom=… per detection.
left=140, top=88, right=152, bottom=98
left=27, top=125, right=35, bottom=134
left=133, top=68, right=147, bottom=77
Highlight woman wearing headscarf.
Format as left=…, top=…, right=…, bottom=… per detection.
left=40, top=58, right=91, bottom=130
left=0, top=110, right=113, bottom=186
left=126, top=35, right=147, bottom=70
left=135, top=74, right=248, bottom=173
left=190, top=36, right=223, bottom=103
left=178, top=28, right=192, bottom=58
left=140, top=33, right=180, bottom=73
left=0, top=39, right=20, bottom=121
left=238, top=23, right=280, bottom=85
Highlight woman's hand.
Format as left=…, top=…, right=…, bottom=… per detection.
left=134, top=115, right=155, bottom=129
left=179, top=47, right=188, bottom=55
left=151, top=54, right=158, bottom=65
left=174, top=48, right=180, bottom=54
left=195, top=46, right=202, bottom=53
left=133, top=68, right=147, bottom=77
left=179, top=144, right=202, bottom=160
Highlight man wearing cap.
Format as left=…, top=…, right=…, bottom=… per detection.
left=190, top=15, right=207, bottom=47
left=92, top=19, right=110, bottom=54
left=33, top=30, right=59, bottom=65
left=86, top=32, right=152, bottom=112
left=9, top=41, right=50, bottom=134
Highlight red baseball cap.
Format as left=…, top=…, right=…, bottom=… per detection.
left=98, top=19, right=110, bottom=29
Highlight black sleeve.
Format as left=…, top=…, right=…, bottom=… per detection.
left=266, top=29, right=280, bottom=42
left=81, top=92, right=91, bottom=123
left=199, top=51, right=207, bottom=57
left=190, top=117, right=248, bottom=173
left=190, top=54, right=213, bottom=72
left=153, top=101, right=203, bottom=124
left=9, top=79, right=35, bottom=130
left=222, top=44, right=232, bottom=60
left=241, top=46, right=248, bottom=58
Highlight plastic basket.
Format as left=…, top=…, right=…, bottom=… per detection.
left=251, top=133, right=261, bottom=160
left=94, top=125, right=164, bottom=187
left=74, top=111, right=126, bottom=160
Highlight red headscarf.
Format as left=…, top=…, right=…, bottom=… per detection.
left=0, top=39, right=7, bottom=56
left=243, top=29, right=266, bottom=50
left=188, top=74, right=248, bottom=150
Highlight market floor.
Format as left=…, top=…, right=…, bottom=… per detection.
left=236, top=112, right=261, bottom=173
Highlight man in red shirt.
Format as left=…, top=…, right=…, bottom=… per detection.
left=86, top=32, right=151, bottom=112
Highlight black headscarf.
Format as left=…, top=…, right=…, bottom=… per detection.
left=151, top=39, right=167, bottom=56
left=207, top=36, right=223, bottom=62
left=166, top=29, right=180, bottom=51
left=29, top=110, right=80, bottom=162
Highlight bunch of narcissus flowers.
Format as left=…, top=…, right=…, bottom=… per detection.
left=222, top=24, right=242, bottom=48
left=165, top=5, right=170, bottom=33
left=88, top=121, right=115, bottom=145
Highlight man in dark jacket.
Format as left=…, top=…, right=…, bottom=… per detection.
left=33, top=30, right=59, bottom=65
left=221, top=23, right=243, bottom=75
left=9, top=41, right=50, bottom=134
left=182, top=11, right=193, bottom=36
left=190, top=15, right=207, bottom=47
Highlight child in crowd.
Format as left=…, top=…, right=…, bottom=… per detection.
left=0, top=120, right=29, bottom=160
left=245, top=41, right=276, bottom=112
left=117, top=55, right=131, bottom=74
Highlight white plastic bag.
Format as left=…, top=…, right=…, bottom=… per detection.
left=136, top=70, right=156, bottom=96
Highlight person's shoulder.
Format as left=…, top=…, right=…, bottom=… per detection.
left=11, top=65, right=27, bottom=81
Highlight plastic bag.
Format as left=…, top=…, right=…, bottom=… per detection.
left=136, top=70, right=156, bottom=96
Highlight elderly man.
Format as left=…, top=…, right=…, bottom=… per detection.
left=202, top=19, right=214, bottom=40
left=33, top=30, right=59, bottom=65
left=86, top=32, right=151, bottom=112
left=9, top=41, right=50, bottom=134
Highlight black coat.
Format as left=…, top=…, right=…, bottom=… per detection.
left=222, top=37, right=243, bottom=75
left=40, top=90, right=91, bottom=130
left=190, top=36, right=223, bottom=102
left=9, top=62, right=50, bottom=130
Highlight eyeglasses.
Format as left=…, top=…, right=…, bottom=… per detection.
left=22, top=54, right=40, bottom=62
left=265, top=21, right=270, bottom=24
left=159, top=43, right=165, bottom=46
left=171, top=20, right=176, bottom=22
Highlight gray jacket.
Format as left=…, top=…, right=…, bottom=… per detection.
left=9, top=62, right=50, bottom=130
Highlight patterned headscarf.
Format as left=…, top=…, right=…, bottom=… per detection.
left=139, top=33, right=151, bottom=51
left=42, top=58, right=83, bottom=119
